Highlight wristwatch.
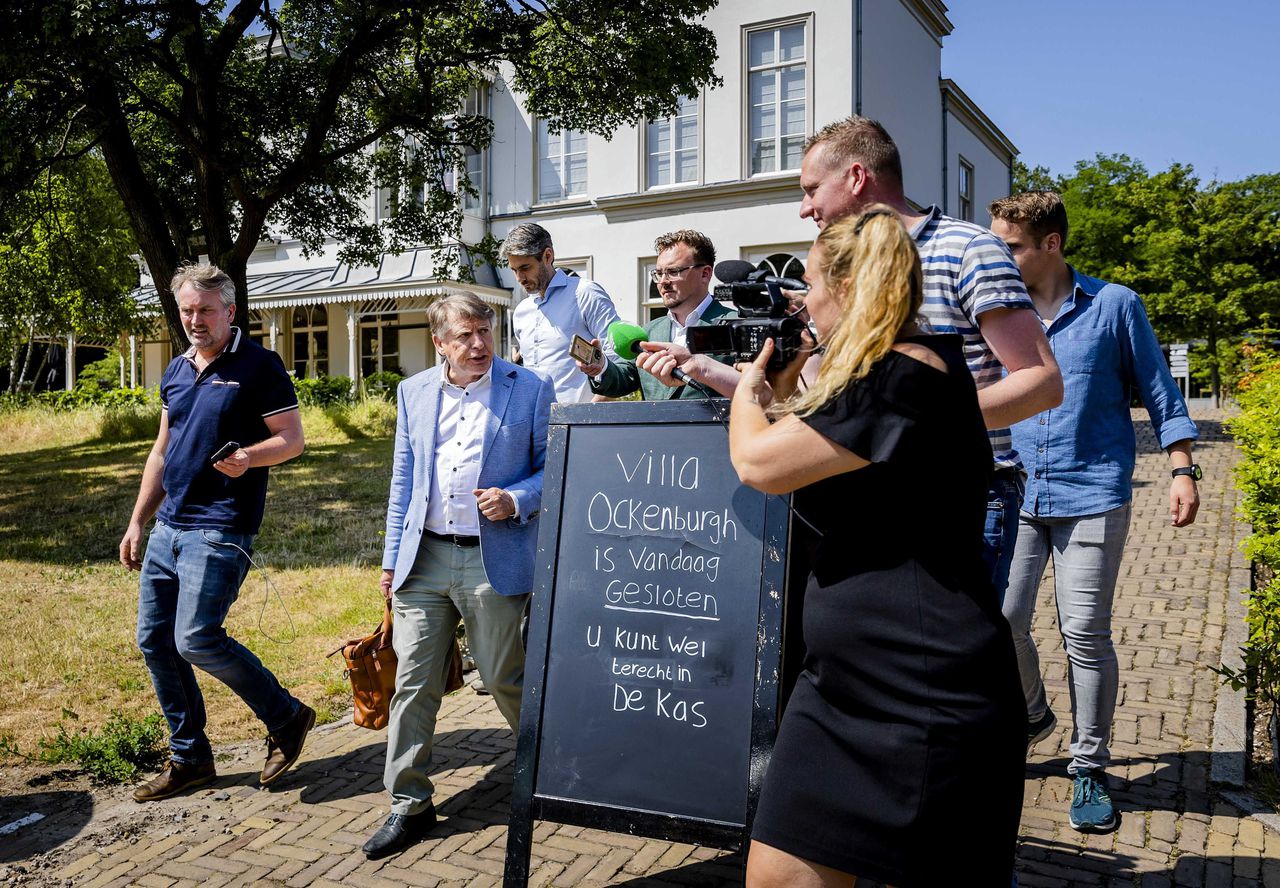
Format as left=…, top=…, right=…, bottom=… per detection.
left=1171, top=465, right=1202, bottom=481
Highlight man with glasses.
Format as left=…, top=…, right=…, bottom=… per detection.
left=582, top=229, right=737, bottom=400
left=501, top=222, right=621, bottom=404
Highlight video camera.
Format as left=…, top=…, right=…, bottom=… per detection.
left=686, top=260, right=808, bottom=370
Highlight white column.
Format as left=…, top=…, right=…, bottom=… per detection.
left=268, top=310, right=280, bottom=353
left=346, top=306, right=359, bottom=381
left=65, top=333, right=75, bottom=391
left=128, top=335, right=138, bottom=387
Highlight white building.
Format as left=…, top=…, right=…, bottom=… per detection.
left=125, top=0, right=1016, bottom=390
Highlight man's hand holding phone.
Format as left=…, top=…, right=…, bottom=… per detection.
left=211, top=441, right=250, bottom=478
left=570, top=334, right=606, bottom=376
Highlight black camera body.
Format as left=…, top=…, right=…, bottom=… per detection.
left=687, top=271, right=806, bottom=370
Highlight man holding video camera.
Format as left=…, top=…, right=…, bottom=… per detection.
left=119, top=264, right=312, bottom=803
left=579, top=229, right=737, bottom=400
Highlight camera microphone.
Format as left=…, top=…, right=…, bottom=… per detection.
left=712, top=259, right=807, bottom=292
left=713, top=259, right=757, bottom=284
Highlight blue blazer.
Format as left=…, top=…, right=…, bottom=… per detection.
left=381, top=357, right=556, bottom=596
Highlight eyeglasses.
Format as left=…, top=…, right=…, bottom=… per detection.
left=650, top=264, right=708, bottom=281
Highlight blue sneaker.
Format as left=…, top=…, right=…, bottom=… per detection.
left=1069, top=769, right=1117, bottom=832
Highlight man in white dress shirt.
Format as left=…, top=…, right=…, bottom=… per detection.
left=501, top=222, right=621, bottom=403
left=363, top=292, right=555, bottom=860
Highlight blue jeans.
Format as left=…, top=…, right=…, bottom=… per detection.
left=983, top=472, right=1025, bottom=604
left=136, top=521, right=298, bottom=764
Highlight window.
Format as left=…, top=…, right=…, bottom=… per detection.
left=646, top=95, right=699, bottom=188
left=248, top=311, right=269, bottom=350
left=755, top=252, right=806, bottom=280
left=537, top=119, right=587, bottom=202
left=360, top=312, right=401, bottom=378
left=640, top=260, right=667, bottom=322
left=291, top=306, right=328, bottom=378
left=746, top=22, right=808, bottom=176
left=959, top=158, right=975, bottom=222
left=443, top=145, right=484, bottom=213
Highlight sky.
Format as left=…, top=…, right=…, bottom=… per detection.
left=940, top=0, right=1279, bottom=183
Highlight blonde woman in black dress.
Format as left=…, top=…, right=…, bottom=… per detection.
left=730, top=207, right=1025, bottom=888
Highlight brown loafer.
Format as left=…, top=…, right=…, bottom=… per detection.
left=133, top=759, right=216, bottom=802
left=260, top=702, right=316, bottom=786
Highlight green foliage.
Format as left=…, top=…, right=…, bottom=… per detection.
left=1217, top=347, right=1280, bottom=705
left=1046, top=154, right=1280, bottom=402
left=0, top=153, right=141, bottom=373
left=96, top=403, right=163, bottom=442
left=36, top=385, right=159, bottom=410
left=1011, top=159, right=1059, bottom=194
left=76, top=354, right=123, bottom=392
left=294, top=375, right=355, bottom=407
left=363, top=370, right=404, bottom=402
left=28, top=708, right=168, bottom=783
left=0, top=1, right=721, bottom=342
left=328, top=399, right=397, bottom=439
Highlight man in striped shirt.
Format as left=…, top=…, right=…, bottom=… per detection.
left=799, top=116, right=1062, bottom=599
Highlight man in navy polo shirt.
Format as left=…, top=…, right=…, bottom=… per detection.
left=119, top=264, right=313, bottom=802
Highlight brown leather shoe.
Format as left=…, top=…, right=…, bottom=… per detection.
left=259, top=702, right=315, bottom=786
left=133, top=759, right=216, bottom=802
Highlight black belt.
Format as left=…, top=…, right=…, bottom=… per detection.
left=425, top=529, right=480, bottom=547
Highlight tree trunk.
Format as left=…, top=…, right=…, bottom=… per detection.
left=14, top=322, right=36, bottom=392
left=88, top=79, right=190, bottom=352
left=6, top=337, right=21, bottom=394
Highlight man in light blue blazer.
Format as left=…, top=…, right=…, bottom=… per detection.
left=364, top=292, right=555, bottom=861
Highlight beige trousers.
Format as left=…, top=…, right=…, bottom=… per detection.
left=384, top=536, right=527, bottom=815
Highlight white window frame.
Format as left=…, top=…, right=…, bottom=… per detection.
left=742, top=16, right=813, bottom=179
left=359, top=312, right=401, bottom=379
left=639, top=258, right=666, bottom=323
left=958, top=156, right=975, bottom=222
left=642, top=94, right=702, bottom=191
left=535, top=118, right=588, bottom=204
left=290, top=305, right=329, bottom=379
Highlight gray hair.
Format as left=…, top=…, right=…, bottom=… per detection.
left=499, top=222, right=553, bottom=263
left=427, top=291, right=496, bottom=337
left=170, top=263, right=236, bottom=308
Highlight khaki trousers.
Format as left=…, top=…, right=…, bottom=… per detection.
left=385, top=536, right=527, bottom=815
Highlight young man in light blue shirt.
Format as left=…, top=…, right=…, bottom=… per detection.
left=990, top=191, right=1199, bottom=833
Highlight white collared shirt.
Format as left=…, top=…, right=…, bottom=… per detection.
left=668, top=292, right=714, bottom=348
left=512, top=269, right=620, bottom=404
left=425, top=367, right=493, bottom=536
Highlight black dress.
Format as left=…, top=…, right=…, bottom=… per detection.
left=751, top=335, right=1025, bottom=887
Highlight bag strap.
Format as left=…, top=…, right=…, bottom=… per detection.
left=327, top=601, right=395, bottom=658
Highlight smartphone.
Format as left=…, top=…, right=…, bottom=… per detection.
left=210, top=441, right=240, bottom=464
left=569, top=334, right=602, bottom=366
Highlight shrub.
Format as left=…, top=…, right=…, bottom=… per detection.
left=363, top=370, right=404, bottom=402
left=294, top=374, right=355, bottom=407
left=97, top=403, right=163, bottom=442
left=1217, top=345, right=1280, bottom=711
left=35, top=709, right=168, bottom=783
left=77, top=355, right=124, bottom=393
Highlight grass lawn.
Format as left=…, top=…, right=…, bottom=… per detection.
left=0, top=402, right=397, bottom=758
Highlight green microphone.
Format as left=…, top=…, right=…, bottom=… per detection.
left=607, top=320, right=707, bottom=391
left=608, top=321, right=649, bottom=361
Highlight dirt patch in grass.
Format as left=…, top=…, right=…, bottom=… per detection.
left=0, top=407, right=394, bottom=759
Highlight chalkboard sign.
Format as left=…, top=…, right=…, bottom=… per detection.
left=504, top=400, right=790, bottom=887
